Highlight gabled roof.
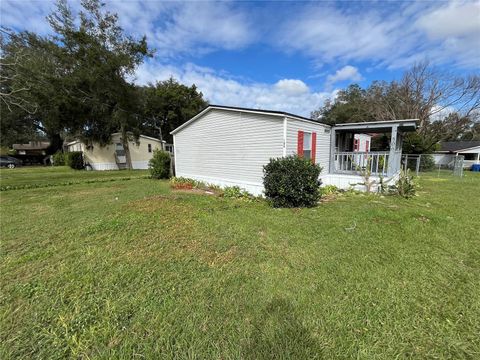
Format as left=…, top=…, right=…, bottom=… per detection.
left=170, top=105, right=328, bottom=135
left=438, top=141, right=480, bottom=153
left=66, top=133, right=164, bottom=146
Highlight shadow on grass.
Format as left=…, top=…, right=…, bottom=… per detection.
left=243, top=298, right=322, bottom=359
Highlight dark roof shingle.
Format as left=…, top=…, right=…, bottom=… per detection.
left=439, top=141, right=480, bottom=152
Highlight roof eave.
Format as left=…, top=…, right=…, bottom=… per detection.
left=333, top=119, right=419, bottom=132
left=170, top=105, right=329, bottom=135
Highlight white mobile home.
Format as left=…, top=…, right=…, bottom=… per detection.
left=433, top=141, right=480, bottom=169
left=171, top=105, right=418, bottom=195
left=66, top=133, right=164, bottom=170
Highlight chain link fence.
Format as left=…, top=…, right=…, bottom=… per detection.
left=402, top=153, right=465, bottom=177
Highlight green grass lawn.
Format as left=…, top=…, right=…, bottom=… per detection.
left=0, top=166, right=148, bottom=187
left=1, top=168, right=479, bottom=359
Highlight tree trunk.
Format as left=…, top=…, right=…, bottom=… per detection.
left=153, top=116, right=164, bottom=150
left=46, top=133, right=63, bottom=155
left=121, top=126, right=133, bottom=170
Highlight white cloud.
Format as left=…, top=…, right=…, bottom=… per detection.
left=277, top=5, right=411, bottom=65
left=134, top=62, right=334, bottom=116
left=417, top=2, right=480, bottom=39
left=414, top=1, right=480, bottom=68
left=274, top=79, right=309, bottom=95
left=109, top=1, right=255, bottom=57
left=430, top=105, right=456, bottom=122
left=326, top=65, right=363, bottom=87
left=0, top=0, right=56, bottom=35
left=0, top=0, right=254, bottom=57
left=276, top=1, right=480, bottom=69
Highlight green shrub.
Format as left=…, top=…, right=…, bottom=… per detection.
left=65, top=151, right=84, bottom=170
left=390, top=169, right=418, bottom=198
left=320, top=185, right=340, bottom=196
left=52, top=152, right=65, bottom=166
left=406, top=154, right=435, bottom=172
left=420, top=154, right=435, bottom=171
left=223, top=186, right=254, bottom=200
left=149, top=150, right=171, bottom=179
left=263, top=155, right=322, bottom=208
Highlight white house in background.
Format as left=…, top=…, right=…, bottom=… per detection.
left=353, top=133, right=371, bottom=152
left=433, top=141, right=480, bottom=169
left=66, top=133, right=164, bottom=170
left=171, top=105, right=418, bottom=195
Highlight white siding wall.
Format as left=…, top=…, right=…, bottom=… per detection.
left=285, top=118, right=331, bottom=173
left=174, top=109, right=284, bottom=194
left=433, top=153, right=454, bottom=166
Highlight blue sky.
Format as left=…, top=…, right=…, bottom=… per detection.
left=1, top=0, right=479, bottom=116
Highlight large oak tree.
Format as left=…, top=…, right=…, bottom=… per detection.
left=1, top=0, right=150, bottom=168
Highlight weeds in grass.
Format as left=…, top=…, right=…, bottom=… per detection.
left=222, top=186, right=256, bottom=201
left=170, top=177, right=204, bottom=190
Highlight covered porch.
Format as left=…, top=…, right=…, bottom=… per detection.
left=329, top=119, right=418, bottom=177
left=321, top=119, right=418, bottom=191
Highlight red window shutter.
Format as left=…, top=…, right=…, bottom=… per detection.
left=311, top=132, right=317, bottom=163
left=366, top=140, right=370, bottom=152
left=297, top=131, right=304, bottom=156
left=354, top=138, right=359, bottom=151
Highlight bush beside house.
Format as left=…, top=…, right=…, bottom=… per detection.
left=263, top=155, right=322, bottom=208
left=149, top=150, right=171, bottom=179
left=65, top=151, right=84, bottom=170
left=52, top=152, right=65, bottom=166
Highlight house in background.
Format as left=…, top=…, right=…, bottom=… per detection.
left=66, top=133, right=164, bottom=170
left=12, top=141, right=50, bottom=164
left=171, top=105, right=417, bottom=195
left=433, top=141, right=480, bottom=169
left=353, top=134, right=371, bottom=152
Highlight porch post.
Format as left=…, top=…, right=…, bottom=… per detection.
left=387, top=125, right=398, bottom=176
left=329, top=127, right=336, bottom=173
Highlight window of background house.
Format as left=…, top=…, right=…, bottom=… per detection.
left=303, top=132, right=312, bottom=159
left=148, top=144, right=152, bottom=153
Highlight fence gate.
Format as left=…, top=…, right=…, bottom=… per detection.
left=453, top=155, right=464, bottom=177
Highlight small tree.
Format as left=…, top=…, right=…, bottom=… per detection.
left=390, top=169, right=418, bottom=198
left=52, top=151, right=65, bottom=166
left=65, top=151, right=84, bottom=170
left=263, top=155, right=322, bottom=208
left=149, top=150, right=171, bottom=179
left=420, top=154, right=435, bottom=172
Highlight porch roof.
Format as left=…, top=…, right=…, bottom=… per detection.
left=333, top=119, right=418, bottom=133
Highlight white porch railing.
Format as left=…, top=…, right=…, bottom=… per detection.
left=334, top=151, right=402, bottom=177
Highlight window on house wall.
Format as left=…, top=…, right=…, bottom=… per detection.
left=462, top=153, right=476, bottom=160
left=303, top=132, right=312, bottom=160
left=148, top=144, right=152, bottom=153
left=115, top=143, right=125, bottom=156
